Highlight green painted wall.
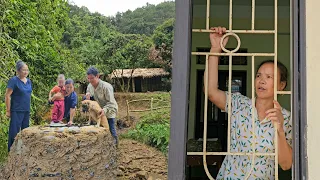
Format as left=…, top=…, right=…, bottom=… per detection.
left=188, top=4, right=291, bottom=139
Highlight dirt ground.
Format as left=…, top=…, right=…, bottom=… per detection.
left=117, top=139, right=168, bottom=180
left=116, top=93, right=168, bottom=180
left=0, top=128, right=168, bottom=180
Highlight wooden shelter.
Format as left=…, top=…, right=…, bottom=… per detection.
left=109, top=68, right=170, bottom=92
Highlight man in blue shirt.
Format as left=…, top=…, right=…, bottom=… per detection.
left=63, top=79, right=77, bottom=125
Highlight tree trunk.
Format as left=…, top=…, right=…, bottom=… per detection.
left=112, top=71, right=125, bottom=92
left=121, top=77, right=126, bottom=92
left=132, top=77, right=135, bottom=93
left=126, top=69, right=135, bottom=92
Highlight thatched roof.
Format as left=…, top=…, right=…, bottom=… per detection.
left=109, top=68, right=169, bottom=79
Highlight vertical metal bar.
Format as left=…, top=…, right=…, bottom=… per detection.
left=252, top=0, right=255, bottom=30
left=291, top=0, right=299, bottom=178
left=227, top=55, right=232, bottom=152
left=250, top=56, right=256, bottom=173
left=245, top=56, right=256, bottom=179
left=206, top=0, right=210, bottom=30
left=292, top=0, right=300, bottom=177
left=202, top=55, right=214, bottom=180
left=274, top=0, right=279, bottom=179
left=290, top=0, right=297, bottom=178
left=229, top=0, right=233, bottom=30
left=203, top=54, right=208, bottom=159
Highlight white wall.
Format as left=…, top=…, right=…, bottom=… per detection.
left=306, top=0, right=320, bottom=179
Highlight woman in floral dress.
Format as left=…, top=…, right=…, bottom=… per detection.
left=207, top=27, right=293, bottom=180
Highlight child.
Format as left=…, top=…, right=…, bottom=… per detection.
left=49, top=74, right=66, bottom=123
left=208, top=27, right=292, bottom=179
left=64, top=79, right=78, bottom=125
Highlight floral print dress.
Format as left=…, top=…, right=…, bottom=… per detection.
left=216, top=92, right=292, bottom=180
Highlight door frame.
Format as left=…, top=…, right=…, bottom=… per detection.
left=194, top=70, right=247, bottom=139
left=168, top=0, right=307, bottom=179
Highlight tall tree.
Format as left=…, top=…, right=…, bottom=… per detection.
left=149, top=18, right=174, bottom=74
left=102, top=33, right=155, bottom=92
left=110, top=2, right=175, bottom=35
left=2, top=0, right=70, bottom=93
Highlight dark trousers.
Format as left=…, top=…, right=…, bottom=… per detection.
left=107, top=118, right=118, bottom=144
left=8, top=111, right=30, bottom=152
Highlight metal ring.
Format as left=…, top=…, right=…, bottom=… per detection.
left=220, top=32, right=241, bottom=53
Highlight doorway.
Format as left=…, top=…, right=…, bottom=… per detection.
left=195, top=70, right=247, bottom=152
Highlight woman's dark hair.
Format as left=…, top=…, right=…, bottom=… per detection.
left=257, top=60, right=288, bottom=88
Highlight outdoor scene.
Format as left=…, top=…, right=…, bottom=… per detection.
left=0, top=0, right=174, bottom=179
left=1, top=0, right=294, bottom=179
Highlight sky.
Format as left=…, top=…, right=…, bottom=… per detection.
left=69, top=0, right=171, bottom=17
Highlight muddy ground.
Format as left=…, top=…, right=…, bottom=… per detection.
left=0, top=128, right=167, bottom=180
left=117, top=139, right=167, bottom=180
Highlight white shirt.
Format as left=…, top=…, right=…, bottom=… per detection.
left=86, top=79, right=118, bottom=118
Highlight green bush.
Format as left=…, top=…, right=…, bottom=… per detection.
left=0, top=82, right=9, bottom=164
left=0, top=117, right=9, bottom=164
left=139, top=108, right=170, bottom=124
left=122, top=108, right=170, bottom=154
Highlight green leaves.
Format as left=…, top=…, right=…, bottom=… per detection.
left=0, top=0, right=73, bottom=127
left=122, top=108, right=171, bottom=154
left=0, top=82, right=9, bottom=163
left=111, top=2, right=175, bottom=36
left=59, top=2, right=174, bottom=92
left=149, top=18, right=174, bottom=74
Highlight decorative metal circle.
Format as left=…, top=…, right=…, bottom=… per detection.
left=220, top=32, right=241, bottom=53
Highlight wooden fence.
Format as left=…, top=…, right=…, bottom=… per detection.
left=126, top=98, right=170, bottom=120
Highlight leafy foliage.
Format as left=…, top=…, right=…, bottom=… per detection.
left=149, top=18, right=175, bottom=74
left=0, top=0, right=72, bottom=124
left=0, top=0, right=175, bottom=163
left=102, top=33, right=157, bottom=91
left=122, top=108, right=170, bottom=154
left=60, top=5, right=162, bottom=92
left=0, top=82, right=9, bottom=163
left=61, top=5, right=115, bottom=68
left=111, top=2, right=175, bottom=35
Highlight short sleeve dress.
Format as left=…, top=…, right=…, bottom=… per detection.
left=216, top=92, right=292, bottom=180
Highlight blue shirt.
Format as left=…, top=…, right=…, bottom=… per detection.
left=7, top=76, right=32, bottom=112
left=64, top=91, right=78, bottom=120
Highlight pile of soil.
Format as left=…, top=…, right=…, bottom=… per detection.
left=2, top=126, right=117, bottom=180
left=117, top=139, right=167, bottom=180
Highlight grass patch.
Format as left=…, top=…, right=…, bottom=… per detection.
left=122, top=108, right=170, bottom=154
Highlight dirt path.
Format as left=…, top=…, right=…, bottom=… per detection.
left=0, top=130, right=168, bottom=180
left=115, top=93, right=168, bottom=179
left=117, top=139, right=168, bottom=180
